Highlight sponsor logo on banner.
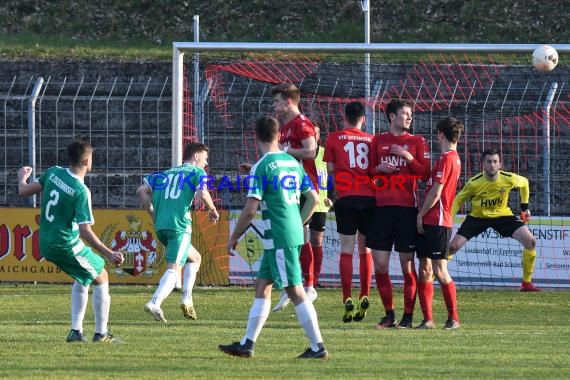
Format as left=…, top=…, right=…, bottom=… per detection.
left=104, top=214, right=164, bottom=278
left=227, top=212, right=570, bottom=288
left=234, top=224, right=264, bottom=265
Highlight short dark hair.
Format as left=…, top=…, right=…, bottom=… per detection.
left=67, top=138, right=93, bottom=166
left=437, top=117, right=464, bottom=143
left=183, top=143, right=209, bottom=161
left=345, top=101, right=366, bottom=125
left=482, top=148, right=501, bottom=161
left=271, top=83, right=300, bottom=105
left=255, top=115, right=279, bottom=143
left=385, top=98, right=414, bottom=121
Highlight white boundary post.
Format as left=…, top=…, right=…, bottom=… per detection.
left=543, top=82, right=558, bottom=216
left=361, top=1, right=373, bottom=133
left=172, top=45, right=183, bottom=166
left=28, top=76, right=44, bottom=207
left=193, top=15, right=202, bottom=143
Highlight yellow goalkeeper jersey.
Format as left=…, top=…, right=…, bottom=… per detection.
left=314, top=146, right=331, bottom=213
left=451, top=170, right=529, bottom=218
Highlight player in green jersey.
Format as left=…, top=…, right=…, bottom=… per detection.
left=137, top=143, right=219, bottom=322
left=17, top=138, right=125, bottom=343
left=219, top=115, right=328, bottom=359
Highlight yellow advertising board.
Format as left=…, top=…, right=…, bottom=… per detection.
left=0, top=208, right=229, bottom=285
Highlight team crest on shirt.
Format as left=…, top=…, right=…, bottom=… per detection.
left=499, top=188, right=506, bottom=195
left=102, top=214, right=163, bottom=277
left=402, top=144, right=409, bottom=151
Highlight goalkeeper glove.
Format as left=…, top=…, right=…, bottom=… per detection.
left=520, top=210, right=530, bottom=224
left=520, top=203, right=530, bottom=224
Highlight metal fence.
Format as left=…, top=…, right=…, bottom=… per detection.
left=1, top=76, right=172, bottom=208
left=3, top=46, right=570, bottom=216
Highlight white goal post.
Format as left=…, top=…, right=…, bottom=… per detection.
left=171, top=41, right=570, bottom=288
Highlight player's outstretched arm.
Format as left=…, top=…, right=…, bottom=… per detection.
left=136, top=183, right=154, bottom=219
left=17, top=166, right=43, bottom=197
left=281, top=136, right=317, bottom=160
left=196, top=189, right=219, bottom=223
left=79, top=223, right=124, bottom=266
left=238, top=163, right=253, bottom=175
left=417, top=182, right=444, bottom=234
left=512, top=173, right=530, bottom=204
left=451, top=181, right=471, bottom=219
left=228, top=197, right=259, bottom=254
left=300, top=189, right=318, bottom=225
left=392, top=138, right=430, bottom=181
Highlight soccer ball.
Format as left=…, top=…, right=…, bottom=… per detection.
left=532, top=45, right=559, bottom=72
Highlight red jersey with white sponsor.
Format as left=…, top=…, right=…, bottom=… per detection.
left=279, top=114, right=319, bottom=190
left=323, top=128, right=374, bottom=199
left=423, top=150, right=461, bottom=227
left=369, top=132, right=430, bottom=207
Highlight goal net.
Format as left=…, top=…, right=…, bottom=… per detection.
left=176, top=43, right=570, bottom=289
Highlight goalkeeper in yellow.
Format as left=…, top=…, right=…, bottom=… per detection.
left=449, top=148, right=540, bottom=291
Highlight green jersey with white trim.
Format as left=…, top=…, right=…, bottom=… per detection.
left=248, top=152, right=311, bottom=249
left=146, top=163, right=206, bottom=232
left=36, top=166, right=93, bottom=255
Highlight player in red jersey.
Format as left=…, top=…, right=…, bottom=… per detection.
left=368, top=99, right=430, bottom=329
left=415, top=117, right=463, bottom=330
left=270, top=83, right=319, bottom=312
left=324, top=101, right=375, bottom=323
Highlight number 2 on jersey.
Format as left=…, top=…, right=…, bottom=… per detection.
left=45, top=189, right=60, bottom=222
left=343, top=141, right=369, bottom=169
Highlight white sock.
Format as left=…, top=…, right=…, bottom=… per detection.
left=175, top=273, right=182, bottom=289
left=241, top=298, right=271, bottom=345
left=295, top=299, right=323, bottom=352
left=71, top=281, right=89, bottom=331
left=151, top=268, right=178, bottom=307
left=92, top=282, right=110, bottom=335
left=182, top=262, right=199, bottom=305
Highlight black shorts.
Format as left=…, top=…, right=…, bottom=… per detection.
left=333, top=196, right=375, bottom=236
left=300, top=193, right=312, bottom=226
left=309, top=212, right=327, bottom=232
left=416, top=225, right=452, bottom=260
left=366, top=206, right=417, bottom=252
left=456, top=215, right=524, bottom=240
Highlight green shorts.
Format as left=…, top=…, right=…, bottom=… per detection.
left=157, top=229, right=193, bottom=266
left=42, top=241, right=106, bottom=286
left=257, top=245, right=303, bottom=289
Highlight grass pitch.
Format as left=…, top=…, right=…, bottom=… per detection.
left=1, top=284, right=569, bottom=379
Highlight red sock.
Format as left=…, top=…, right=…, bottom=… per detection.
left=441, top=281, right=459, bottom=321
left=312, top=245, right=323, bottom=284
left=300, top=242, right=314, bottom=287
left=418, top=281, right=434, bottom=321
left=359, top=253, right=373, bottom=298
left=339, top=253, right=353, bottom=301
left=375, top=272, right=394, bottom=312
left=403, top=271, right=418, bottom=314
